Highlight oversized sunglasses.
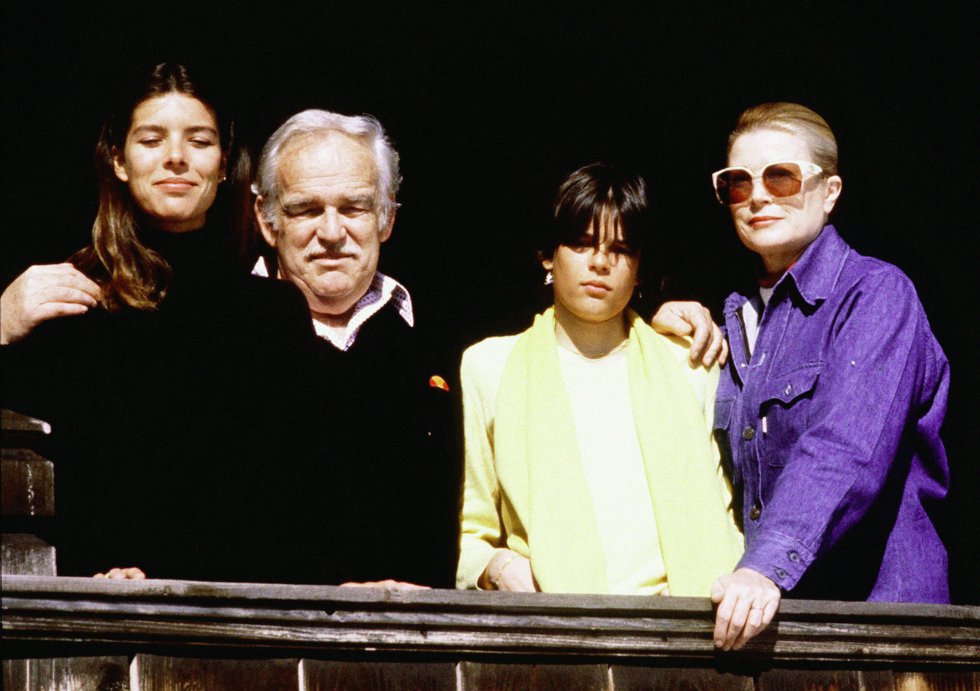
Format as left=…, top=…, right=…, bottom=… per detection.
left=711, top=160, right=823, bottom=205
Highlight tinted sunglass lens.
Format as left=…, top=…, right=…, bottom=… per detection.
left=763, top=163, right=803, bottom=197
left=718, top=170, right=752, bottom=204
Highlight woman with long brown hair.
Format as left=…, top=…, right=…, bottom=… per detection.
left=1, top=63, right=315, bottom=581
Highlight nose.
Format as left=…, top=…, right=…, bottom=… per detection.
left=589, top=245, right=611, bottom=273
left=749, top=175, right=772, bottom=206
left=316, top=208, right=346, bottom=246
left=163, top=140, right=188, bottom=170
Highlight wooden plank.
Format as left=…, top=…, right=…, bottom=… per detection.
left=3, top=576, right=977, bottom=627
left=2, top=659, right=28, bottom=690
left=758, top=668, right=898, bottom=691
left=303, top=659, right=456, bottom=690
left=0, top=410, right=52, bottom=449
left=459, top=661, right=608, bottom=690
left=2, top=449, right=55, bottom=516
left=894, top=671, right=980, bottom=690
left=611, top=665, right=755, bottom=690
left=2, top=656, right=129, bottom=690
left=1, top=534, right=56, bottom=575
left=133, top=654, right=298, bottom=691
left=3, top=577, right=978, bottom=666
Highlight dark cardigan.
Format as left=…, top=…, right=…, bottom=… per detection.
left=293, top=302, right=462, bottom=588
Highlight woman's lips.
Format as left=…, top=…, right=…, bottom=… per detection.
left=749, top=215, right=783, bottom=228
left=155, top=178, right=196, bottom=191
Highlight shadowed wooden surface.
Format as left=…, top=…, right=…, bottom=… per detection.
left=2, top=576, right=978, bottom=690
left=1, top=448, right=54, bottom=517
left=1, top=535, right=55, bottom=576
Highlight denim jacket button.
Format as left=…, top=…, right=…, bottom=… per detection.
left=742, top=426, right=755, bottom=440
left=749, top=504, right=761, bottom=520
left=788, top=551, right=800, bottom=563
left=775, top=567, right=787, bottom=579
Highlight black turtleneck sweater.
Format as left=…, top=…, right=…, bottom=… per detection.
left=2, top=225, right=318, bottom=582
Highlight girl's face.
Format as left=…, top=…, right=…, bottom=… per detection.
left=113, top=93, right=226, bottom=232
left=543, top=213, right=640, bottom=327
left=727, top=128, right=841, bottom=273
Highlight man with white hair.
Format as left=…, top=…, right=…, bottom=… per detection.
left=251, top=110, right=459, bottom=588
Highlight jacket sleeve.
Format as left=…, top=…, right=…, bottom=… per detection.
left=737, top=270, right=948, bottom=589
left=456, top=344, right=505, bottom=589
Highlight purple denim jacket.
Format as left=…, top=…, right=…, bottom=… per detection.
left=715, top=225, right=950, bottom=603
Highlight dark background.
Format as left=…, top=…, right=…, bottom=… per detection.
left=3, top=2, right=976, bottom=602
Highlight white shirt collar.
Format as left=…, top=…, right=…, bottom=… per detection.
left=251, top=256, right=414, bottom=351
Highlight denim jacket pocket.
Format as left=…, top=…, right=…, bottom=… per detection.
left=712, top=397, right=739, bottom=486
left=759, top=362, right=822, bottom=467
left=713, top=396, right=735, bottom=432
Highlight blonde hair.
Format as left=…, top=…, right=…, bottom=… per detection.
left=727, top=102, right=839, bottom=176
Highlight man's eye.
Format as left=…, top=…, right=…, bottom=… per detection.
left=285, top=207, right=320, bottom=218
left=139, top=138, right=163, bottom=146
left=341, top=206, right=369, bottom=216
left=190, top=138, right=215, bottom=148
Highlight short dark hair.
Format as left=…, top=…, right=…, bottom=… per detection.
left=540, top=162, right=651, bottom=261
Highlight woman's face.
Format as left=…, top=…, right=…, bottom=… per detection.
left=113, top=93, right=226, bottom=232
left=544, top=215, right=640, bottom=327
left=727, top=128, right=841, bottom=273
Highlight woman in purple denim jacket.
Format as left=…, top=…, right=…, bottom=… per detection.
left=706, top=103, right=950, bottom=651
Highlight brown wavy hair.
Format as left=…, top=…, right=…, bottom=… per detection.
left=71, top=63, right=247, bottom=311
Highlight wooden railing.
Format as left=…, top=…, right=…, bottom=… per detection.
left=3, top=409, right=978, bottom=689
left=3, top=576, right=978, bottom=690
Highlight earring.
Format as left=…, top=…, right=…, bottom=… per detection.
left=544, top=271, right=553, bottom=286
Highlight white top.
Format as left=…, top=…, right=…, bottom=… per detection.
left=739, top=287, right=772, bottom=356
left=252, top=257, right=413, bottom=351
left=556, top=343, right=667, bottom=595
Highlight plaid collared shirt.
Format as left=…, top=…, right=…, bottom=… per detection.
left=252, top=257, right=414, bottom=351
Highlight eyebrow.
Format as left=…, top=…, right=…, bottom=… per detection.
left=340, top=193, right=376, bottom=205
left=281, top=196, right=317, bottom=206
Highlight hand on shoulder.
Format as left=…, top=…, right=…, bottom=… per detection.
left=650, top=301, right=728, bottom=367
left=1, top=264, right=101, bottom=344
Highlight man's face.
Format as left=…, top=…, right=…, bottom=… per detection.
left=256, top=132, right=392, bottom=318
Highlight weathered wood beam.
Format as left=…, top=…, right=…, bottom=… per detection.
left=3, top=576, right=977, bottom=667
left=0, top=409, right=51, bottom=449
left=1, top=536, right=55, bottom=576
left=2, top=448, right=55, bottom=517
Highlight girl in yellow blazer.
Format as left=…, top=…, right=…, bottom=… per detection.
left=457, top=163, right=742, bottom=596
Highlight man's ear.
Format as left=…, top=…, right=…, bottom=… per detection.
left=112, top=147, right=129, bottom=183
left=823, top=175, right=842, bottom=215
left=378, top=200, right=396, bottom=243
left=254, top=196, right=278, bottom=248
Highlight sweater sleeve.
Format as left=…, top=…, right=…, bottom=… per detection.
left=456, top=337, right=512, bottom=589
left=661, top=334, right=737, bottom=516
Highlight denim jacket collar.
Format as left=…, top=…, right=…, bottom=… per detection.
left=782, top=225, right=850, bottom=307
left=723, top=224, right=849, bottom=316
